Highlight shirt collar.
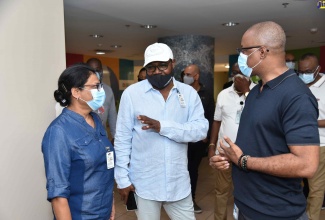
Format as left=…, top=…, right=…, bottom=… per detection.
left=62, top=107, right=96, bottom=124
left=311, top=74, right=325, bottom=88
left=260, top=69, right=296, bottom=90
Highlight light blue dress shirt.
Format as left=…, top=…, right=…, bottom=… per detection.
left=114, top=78, right=209, bottom=202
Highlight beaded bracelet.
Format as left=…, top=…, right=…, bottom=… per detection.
left=241, top=155, right=250, bottom=172
left=237, top=154, right=245, bottom=168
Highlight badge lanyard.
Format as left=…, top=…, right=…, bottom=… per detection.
left=235, top=101, right=244, bottom=124
left=106, top=146, right=114, bottom=169
left=176, top=89, right=186, bottom=108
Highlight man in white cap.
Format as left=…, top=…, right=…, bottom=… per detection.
left=114, top=42, right=209, bottom=219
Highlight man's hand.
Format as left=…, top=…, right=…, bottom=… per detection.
left=209, top=154, right=230, bottom=170
left=234, top=76, right=250, bottom=94
left=138, top=115, right=161, bottom=132
left=118, top=185, right=135, bottom=205
left=219, top=136, right=243, bottom=164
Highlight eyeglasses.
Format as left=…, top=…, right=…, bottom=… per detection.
left=297, top=66, right=319, bottom=75
left=236, top=46, right=262, bottom=54
left=145, top=60, right=171, bottom=73
left=79, top=83, right=103, bottom=91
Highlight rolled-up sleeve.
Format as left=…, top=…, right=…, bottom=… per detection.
left=42, top=126, right=71, bottom=201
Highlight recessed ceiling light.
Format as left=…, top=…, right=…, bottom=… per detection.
left=222, top=22, right=238, bottom=27
left=225, top=64, right=230, bottom=69
left=96, top=51, right=105, bottom=55
left=89, top=34, right=103, bottom=38
left=140, top=25, right=157, bottom=29
left=95, top=49, right=113, bottom=55
left=111, top=45, right=122, bottom=48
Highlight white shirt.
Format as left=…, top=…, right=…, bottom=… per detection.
left=214, top=82, right=256, bottom=154
left=309, top=74, right=325, bottom=146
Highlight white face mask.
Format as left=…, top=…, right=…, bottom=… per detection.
left=298, top=66, right=319, bottom=84
left=183, top=75, right=195, bottom=85
left=286, top=61, right=295, bottom=69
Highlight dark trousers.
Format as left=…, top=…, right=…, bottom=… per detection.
left=187, top=141, right=206, bottom=200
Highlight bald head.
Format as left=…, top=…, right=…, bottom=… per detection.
left=285, top=53, right=295, bottom=62
left=86, top=58, right=102, bottom=72
left=183, top=64, right=200, bottom=86
left=184, top=64, right=200, bottom=74
left=245, top=21, right=286, bottom=53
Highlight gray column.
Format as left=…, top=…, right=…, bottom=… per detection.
left=158, top=35, right=215, bottom=95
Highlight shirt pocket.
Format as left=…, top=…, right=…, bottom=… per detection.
left=74, top=134, right=98, bottom=166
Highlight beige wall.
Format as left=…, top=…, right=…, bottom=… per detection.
left=0, top=0, right=65, bottom=219
left=214, top=71, right=229, bottom=101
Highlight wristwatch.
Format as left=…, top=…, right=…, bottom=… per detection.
left=244, top=91, right=249, bottom=98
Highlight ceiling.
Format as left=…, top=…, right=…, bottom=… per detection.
left=64, top=0, right=325, bottom=71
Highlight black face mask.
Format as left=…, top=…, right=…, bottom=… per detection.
left=146, top=72, right=174, bottom=90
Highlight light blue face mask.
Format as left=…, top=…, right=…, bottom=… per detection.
left=237, top=48, right=262, bottom=77
left=299, top=66, right=319, bottom=84
left=79, top=87, right=106, bottom=110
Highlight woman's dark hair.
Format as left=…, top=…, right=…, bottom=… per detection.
left=54, top=63, right=96, bottom=107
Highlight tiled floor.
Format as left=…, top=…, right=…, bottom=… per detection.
left=114, top=156, right=325, bottom=220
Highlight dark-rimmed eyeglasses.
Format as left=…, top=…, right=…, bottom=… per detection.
left=236, top=46, right=262, bottom=54
left=297, top=66, right=319, bottom=75
left=145, top=60, right=171, bottom=73
left=79, top=83, right=103, bottom=91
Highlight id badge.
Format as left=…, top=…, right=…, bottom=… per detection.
left=106, top=151, right=114, bottom=169
left=235, top=110, right=242, bottom=124
left=177, top=93, right=186, bottom=108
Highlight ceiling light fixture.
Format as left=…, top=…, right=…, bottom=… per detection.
left=225, top=64, right=230, bottom=69
left=95, top=49, right=113, bottom=55
left=111, top=45, right=122, bottom=48
left=96, top=51, right=105, bottom=55
left=222, top=22, right=238, bottom=27
left=89, top=34, right=103, bottom=38
left=140, top=25, right=157, bottom=29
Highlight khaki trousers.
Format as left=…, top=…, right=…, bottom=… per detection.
left=307, top=146, right=325, bottom=220
left=214, top=163, right=233, bottom=220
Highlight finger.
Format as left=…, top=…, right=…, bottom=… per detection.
left=223, top=136, right=233, bottom=147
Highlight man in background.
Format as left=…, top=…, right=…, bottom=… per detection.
left=298, top=53, right=325, bottom=220
left=86, top=58, right=117, bottom=141
left=285, top=52, right=296, bottom=70
left=208, top=63, right=255, bottom=220
left=183, top=64, right=215, bottom=213
left=138, top=67, right=147, bottom=82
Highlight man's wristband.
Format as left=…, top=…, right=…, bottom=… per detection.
left=208, top=143, right=215, bottom=148
left=241, top=155, right=250, bottom=172
left=237, top=154, right=245, bottom=168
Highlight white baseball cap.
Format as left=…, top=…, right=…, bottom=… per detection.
left=143, top=43, right=174, bottom=67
